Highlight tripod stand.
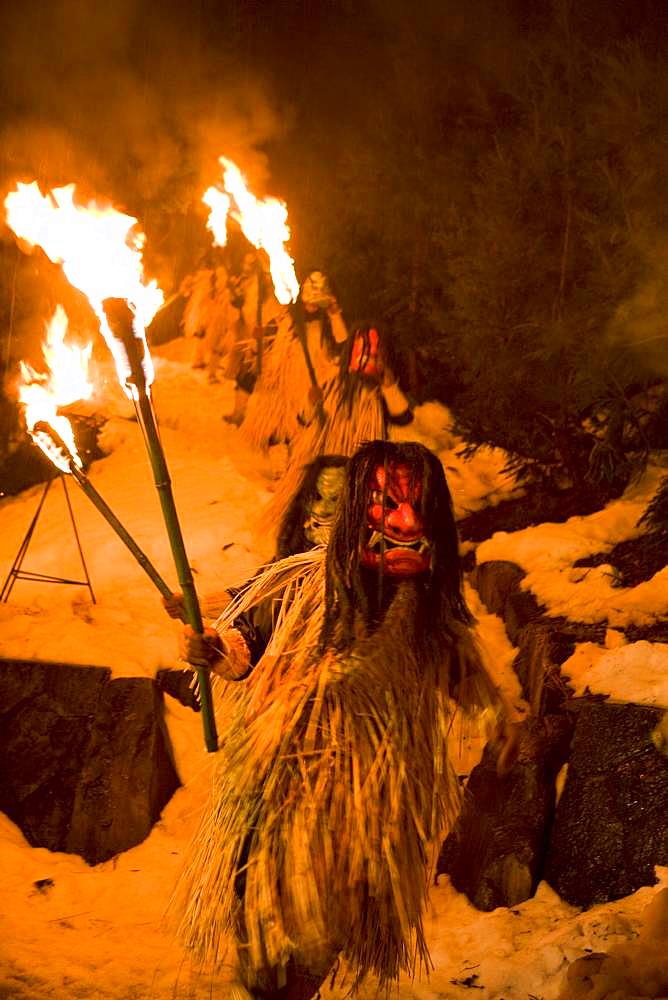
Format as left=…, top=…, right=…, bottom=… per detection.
left=1, top=474, right=95, bottom=603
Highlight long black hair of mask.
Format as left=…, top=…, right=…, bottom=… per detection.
left=337, top=322, right=401, bottom=417
left=276, top=454, right=349, bottom=559
left=319, top=440, right=472, bottom=655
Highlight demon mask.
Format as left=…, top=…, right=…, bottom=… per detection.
left=277, top=455, right=349, bottom=559
left=319, top=441, right=470, bottom=651
left=360, top=459, right=432, bottom=576
left=303, top=464, right=346, bottom=547
left=348, top=326, right=383, bottom=379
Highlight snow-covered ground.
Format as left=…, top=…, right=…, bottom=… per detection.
left=0, top=339, right=666, bottom=999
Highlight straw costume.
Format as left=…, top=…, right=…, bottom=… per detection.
left=176, top=441, right=510, bottom=1000
left=224, top=253, right=289, bottom=425
left=240, top=271, right=348, bottom=456
left=259, top=323, right=413, bottom=552
left=181, top=264, right=238, bottom=380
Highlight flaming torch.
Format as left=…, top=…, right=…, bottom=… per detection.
left=17, top=307, right=176, bottom=606
left=203, top=156, right=300, bottom=376
left=5, top=182, right=218, bottom=752
left=203, top=156, right=299, bottom=306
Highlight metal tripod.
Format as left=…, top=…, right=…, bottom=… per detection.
left=1, top=474, right=95, bottom=603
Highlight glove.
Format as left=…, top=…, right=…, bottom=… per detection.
left=162, top=592, right=186, bottom=621
left=179, top=624, right=251, bottom=681
left=179, top=624, right=224, bottom=671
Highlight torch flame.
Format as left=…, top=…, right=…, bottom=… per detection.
left=4, top=181, right=164, bottom=394
left=203, top=157, right=299, bottom=305
left=18, top=306, right=93, bottom=473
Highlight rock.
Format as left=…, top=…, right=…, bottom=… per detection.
left=0, top=657, right=180, bottom=865
left=437, top=714, right=573, bottom=910
left=512, top=619, right=606, bottom=714
left=469, top=560, right=542, bottom=644
left=544, top=701, right=668, bottom=907
left=465, top=557, right=667, bottom=915
left=470, top=560, right=606, bottom=711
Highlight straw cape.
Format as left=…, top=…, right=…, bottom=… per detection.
left=240, top=313, right=309, bottom=452
left=174, top=548, right=502, bottom=994
left=240, top=310, right=346, bottom=456
left=181, top=267, right=237, bottom=372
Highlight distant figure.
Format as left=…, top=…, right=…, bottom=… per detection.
left=180, top=263, right=236, bottom=381
left=180, top=250, right=287, bottom=432
left=162, top=453, right=348, bottom=626
left=240, top=270, right=348, bottom=475
left=260, top=321, right=414, bottom=550
left=222, top=251, right=288, bottom=426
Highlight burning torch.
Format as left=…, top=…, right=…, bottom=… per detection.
left=14, top=305, right=176, bottom=605
left=4, top=180, right=218, bottom=753
left=203, top=157, right=301, bottom=381
left=100, top=298, right=218, bottom=752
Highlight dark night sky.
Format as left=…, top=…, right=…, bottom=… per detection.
left=0, top=0, right=665, bottom=195
left=0, top=0, right=666, bottom=459
left=0, top=0, right=666, bottom=338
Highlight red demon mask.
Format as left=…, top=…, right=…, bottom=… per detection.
left=360, top=461, right=432, bottom=576
left=348, top=327, right=383, bottom=379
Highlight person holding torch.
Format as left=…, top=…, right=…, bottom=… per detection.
left=173, top=439, right=525, bottom=1000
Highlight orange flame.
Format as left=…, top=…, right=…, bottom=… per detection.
left=4, top=181, right=164, bottom=392
left=17, top=306, right=93, bottom=472
left=203, top=157, right=299, bottom=305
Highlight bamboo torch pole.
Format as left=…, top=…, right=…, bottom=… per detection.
left=101, top=298, right=218, bottom=753
left=31, top=421, right=177, bottom=607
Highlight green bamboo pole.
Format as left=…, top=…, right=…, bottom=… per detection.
left=101, top=299, right=218, bottom=753
left=32, top=422, right=176, bottom=605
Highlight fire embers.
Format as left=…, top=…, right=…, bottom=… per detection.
left=360, top=460, right=432, bottom=576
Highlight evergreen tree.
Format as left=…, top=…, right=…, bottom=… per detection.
left=442, top=28, right=668, bottom=496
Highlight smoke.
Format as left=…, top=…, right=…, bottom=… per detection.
left=0, top=0, right=293, bottom=386
left=0, top=0, right=286, bottom=287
